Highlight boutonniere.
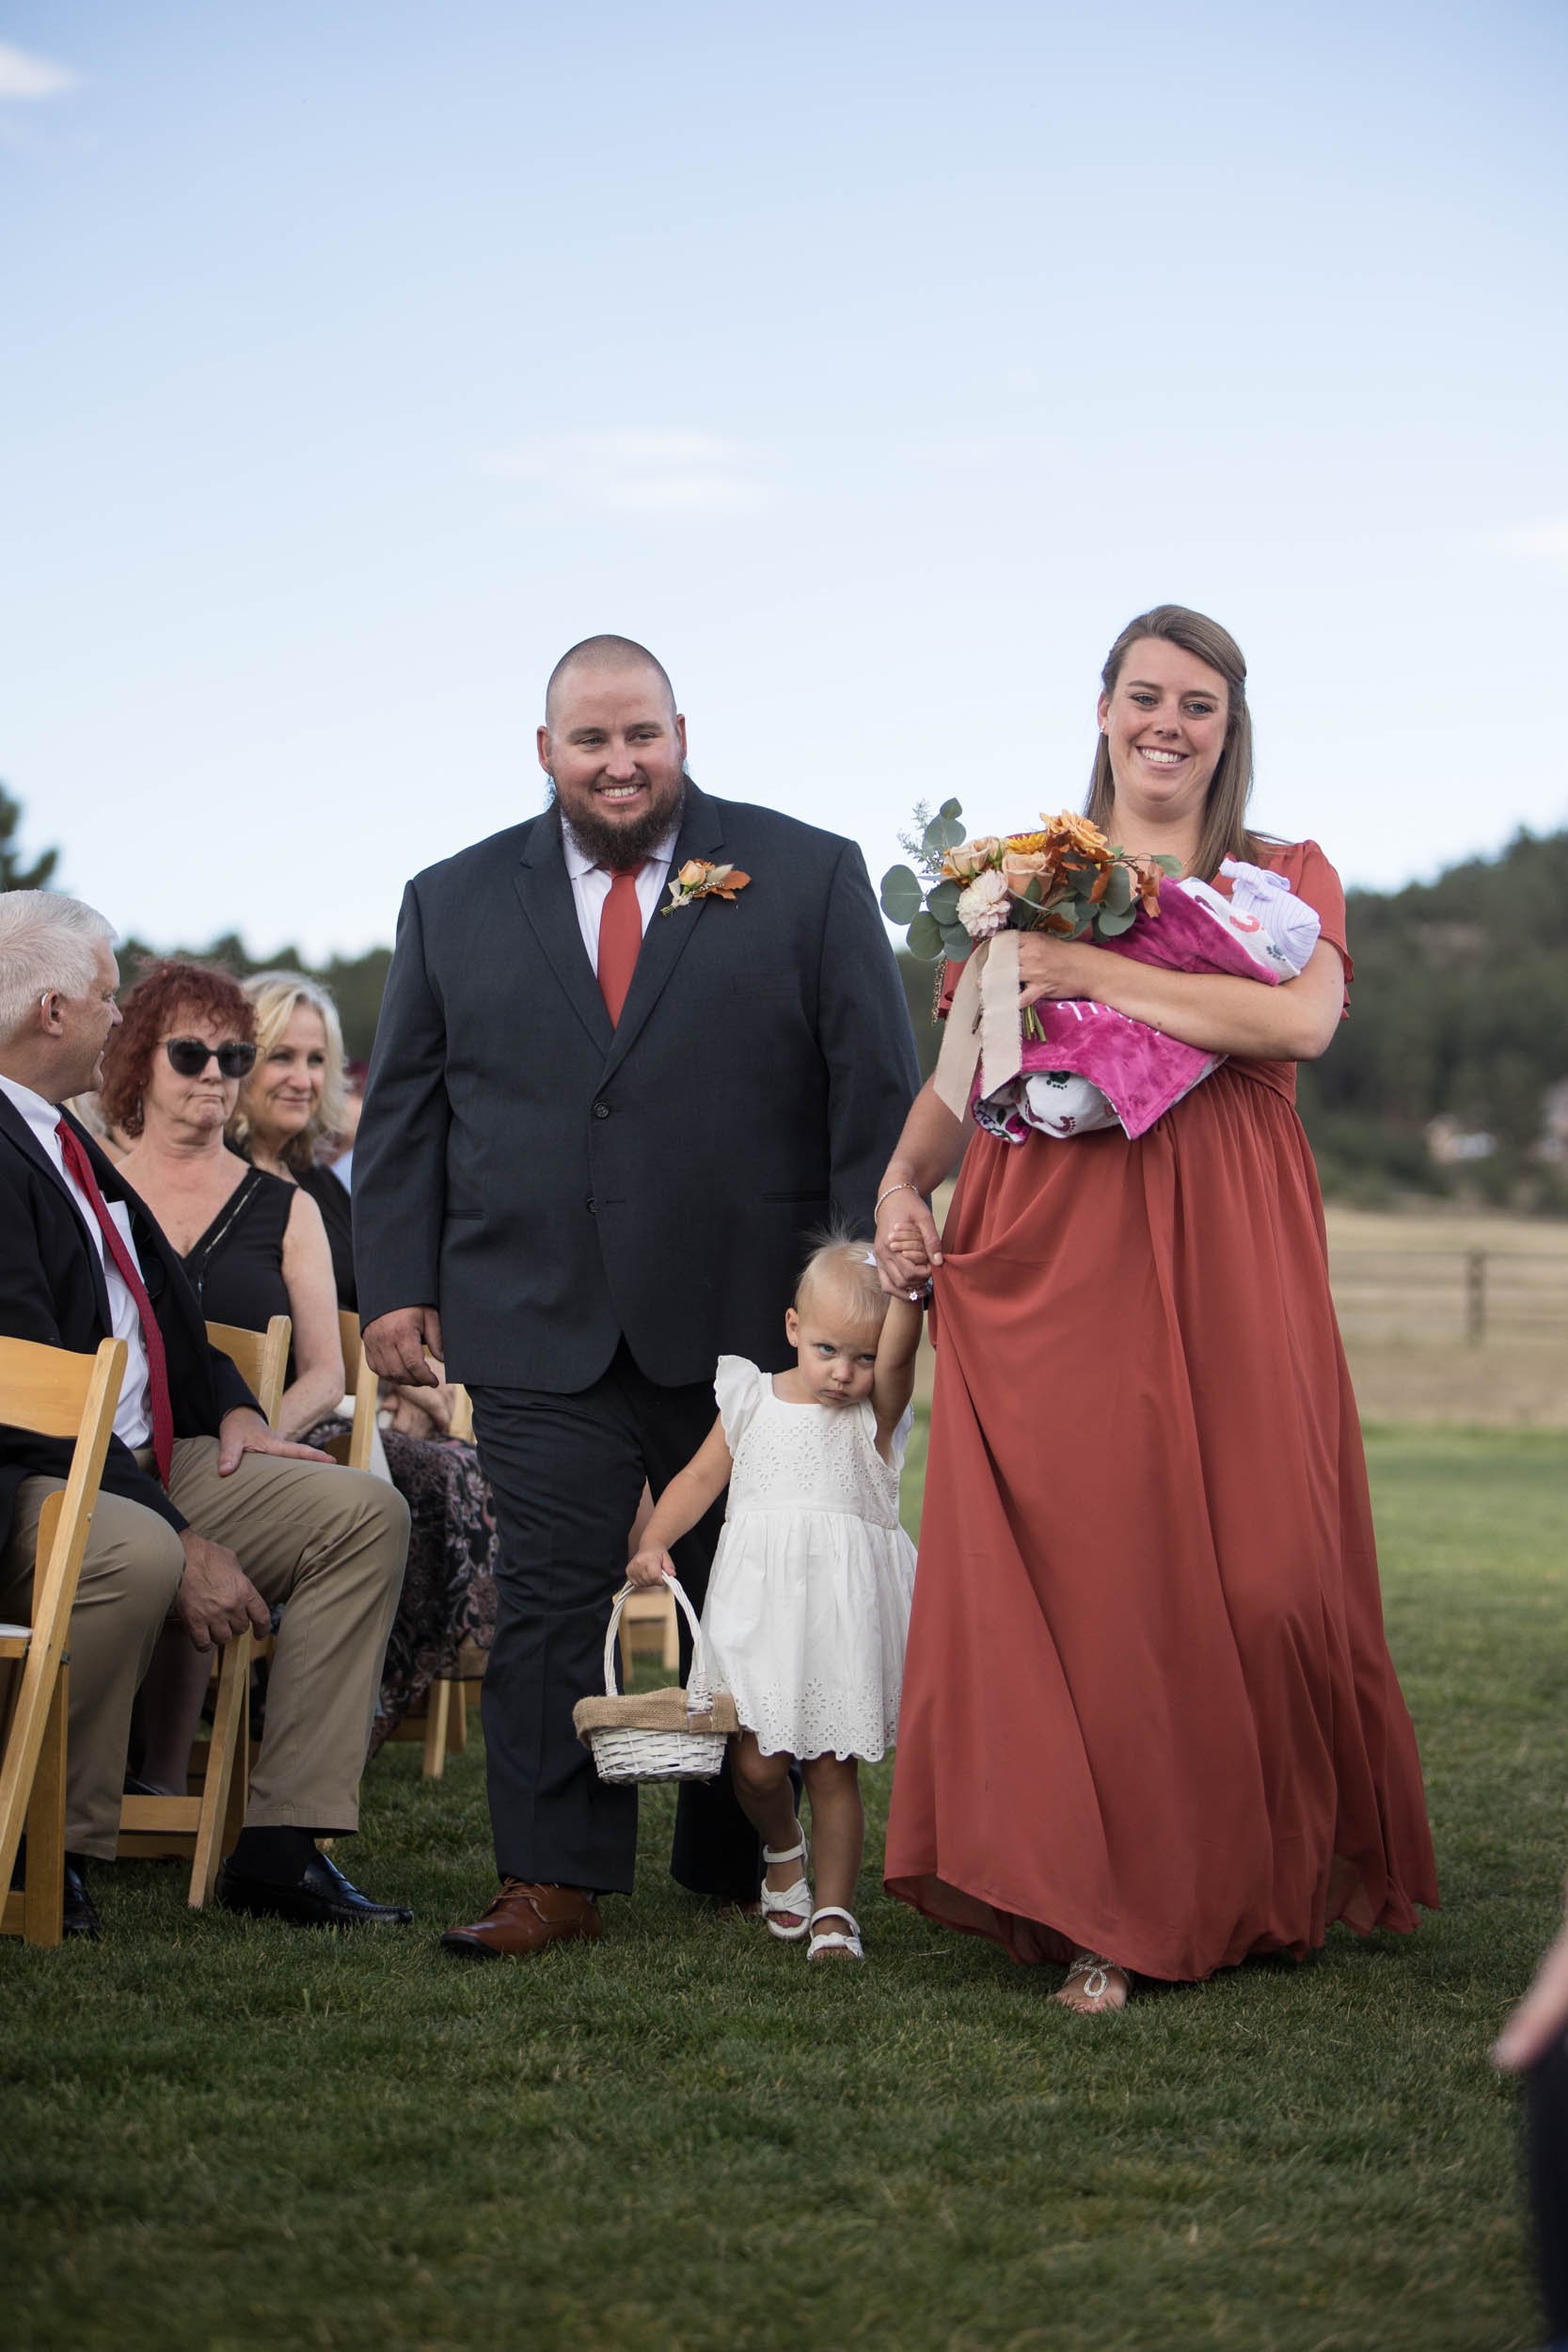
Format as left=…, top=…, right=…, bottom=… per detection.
left=660, top=858, right=752, bottom=915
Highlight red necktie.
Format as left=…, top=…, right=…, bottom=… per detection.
left=596, top=865, right=645, bottom=1026
left=55, top=1116, right=175, bottom=1484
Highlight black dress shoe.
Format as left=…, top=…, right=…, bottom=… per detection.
left=214, top=1849, right=413, bottom=1930
left=62, top=1856, right=101, bottom=1941
left=8, top=1842, right=101, bottom=1939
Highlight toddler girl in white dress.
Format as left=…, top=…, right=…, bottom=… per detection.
left=627, top=1240, right=924, bottom=1963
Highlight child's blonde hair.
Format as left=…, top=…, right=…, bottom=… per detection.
left=795, top=1232, right=889, bottom=1333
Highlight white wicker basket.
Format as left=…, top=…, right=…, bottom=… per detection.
left=572, top=1576, right=737, bottom=1785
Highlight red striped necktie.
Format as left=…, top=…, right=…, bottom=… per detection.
left=55, top=1116, right=175, bottom=1484
left=596, top=864, right=646, bottom=1026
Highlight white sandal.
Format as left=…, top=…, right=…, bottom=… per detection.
left=1057, top=1948, right=1131, bottom=2011
left=759, top=1825, right=811, bottom=1942
left=807, top=1905, right=863, bottom=1962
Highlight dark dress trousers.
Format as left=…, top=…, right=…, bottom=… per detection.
left=353, top=785, right=920, bottom=1898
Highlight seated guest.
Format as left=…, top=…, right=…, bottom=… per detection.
left=229, top=972, right=498, bottom=1746
left=0, top=894, right=412, bottom=1937
left=98, top=959, right=349, bottom=1792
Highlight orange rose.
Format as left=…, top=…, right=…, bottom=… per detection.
left=1037, top=811, right=1111, bottom=861
left=1001, top=847, right=1053, bottom=894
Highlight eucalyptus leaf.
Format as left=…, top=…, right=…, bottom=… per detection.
left=880, top=866, right=925, bottom=922
left=938, top=798, right=964, bottom=821
left=906, top=908, right=946, bottom=960
left=927, top=879, right=961, bottom=921
left=1103, top=865, right=1133, bottom=915
left=923, top=814, right=967, bottom=856
left=1095, top=904, right=1136, bottom=937
left=940, top=921, right=973, bottom=957
left=1023, top=877, right=1043, bottom=904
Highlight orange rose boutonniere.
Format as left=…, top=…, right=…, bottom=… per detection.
left=661, top=859, right=752, bottom=915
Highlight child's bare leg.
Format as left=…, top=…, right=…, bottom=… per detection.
left=731, top=1731, right=808, bottom=1929
left=801, top=1753, right=863, bottom=1955
left=131, top=1626, right=213, bottom=1792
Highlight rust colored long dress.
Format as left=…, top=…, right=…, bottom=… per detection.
left=884, top=841, right=1438, bottom=1979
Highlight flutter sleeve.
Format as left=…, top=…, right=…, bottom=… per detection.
left=713, top=1355, right=766, bottom=1451
left=1268, top=838, right=1354, bottom=1016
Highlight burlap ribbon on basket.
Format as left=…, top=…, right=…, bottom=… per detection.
left=573, top=1687, right=738, bottom=1740
left=931, top=930, right=1023, bottom=1123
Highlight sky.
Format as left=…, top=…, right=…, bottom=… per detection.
left=3, top=0, right=1566, bottom=960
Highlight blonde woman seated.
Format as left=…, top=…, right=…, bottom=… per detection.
left=230, top=973, right=498, bottom=1744
left=97, top=960, right=346, bottom=1791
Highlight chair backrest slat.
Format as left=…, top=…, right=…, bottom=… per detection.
left=0, top=1334, right=115, bottom=1439
left=205, top=1316, right=291, bottom=1431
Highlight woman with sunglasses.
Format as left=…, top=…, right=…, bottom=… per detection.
left=96, top=960, right=347, bottom=1795
left=99, top=962, right=345, bottom=1441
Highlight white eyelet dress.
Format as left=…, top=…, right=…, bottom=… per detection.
left=698, top=1356, right=918, bottom=1763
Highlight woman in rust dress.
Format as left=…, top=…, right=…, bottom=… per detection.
left=875, top=605, right=1437, bottom=2013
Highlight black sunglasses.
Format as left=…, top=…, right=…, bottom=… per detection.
left=163, top=1037, right=258, bottom=1079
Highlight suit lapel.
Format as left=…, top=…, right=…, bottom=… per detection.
left=601, top=788, right=727, bottom=1083
left=0, top=1093, right=115, bottom=1328
left=513, top=813, right=617, bottom=1057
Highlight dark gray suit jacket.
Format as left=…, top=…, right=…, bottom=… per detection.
left=353, top=786, right=920, bottom=1391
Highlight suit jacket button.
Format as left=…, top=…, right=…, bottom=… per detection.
left=586, top=1198, right=596, bottom=1214
left=593, top=1102, right=610, bottom=1120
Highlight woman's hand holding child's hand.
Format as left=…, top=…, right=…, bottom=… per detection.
left=626, top=1548, right=675, bottom=1591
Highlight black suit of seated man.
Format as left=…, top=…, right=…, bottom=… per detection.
left=355, top=633, right=920, bottom=1959
left=0, top=894, right=412, bottom=1937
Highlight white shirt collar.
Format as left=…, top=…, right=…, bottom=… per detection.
left=0, top=1071, right=67, bottom=1147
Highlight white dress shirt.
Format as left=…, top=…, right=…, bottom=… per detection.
left=0, top=1074, right=154, bottom=1449
left=560, top=820, right=682, bottom=973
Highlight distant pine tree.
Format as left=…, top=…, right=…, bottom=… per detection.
left=0, top=785, right=59, bottom=892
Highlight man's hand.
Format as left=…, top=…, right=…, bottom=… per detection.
left=216, top=1407, right=333, bottom=1476
left=364, top=1306, right=444, bottom=1388
left=626, top=1549, right=675, bottom=1592
left=175, top=1528, right=272, bottom=1653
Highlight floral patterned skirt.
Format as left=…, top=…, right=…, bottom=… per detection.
left=304, top=1421, right=499, bottom=1753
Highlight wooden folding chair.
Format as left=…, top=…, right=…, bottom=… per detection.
left=618, top=1587, right=680, bottom=1677
left=376, top=1363, right=485, bottom=1779
left=115, top=1314, right=290, bottom=1906
left=0, top=1334, right=127, bottom=1948
left=323, top=1310, right=376, bottom=1473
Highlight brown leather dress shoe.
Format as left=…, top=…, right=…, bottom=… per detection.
left=439, top=1879, right=602, bottom=1960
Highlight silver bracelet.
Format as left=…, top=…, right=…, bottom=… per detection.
left=875, top=1180, right=922, bottom=1219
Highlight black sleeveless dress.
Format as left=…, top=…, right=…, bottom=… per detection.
left=179, top=1165, right=293, bottom=1343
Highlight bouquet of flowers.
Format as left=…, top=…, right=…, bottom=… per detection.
left=882, top=802, right=1320, bottom=1144
left=879, top=802, right=1179, bottom=963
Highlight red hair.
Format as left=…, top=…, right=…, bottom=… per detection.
left=98, top=959, right=256, bottom=1137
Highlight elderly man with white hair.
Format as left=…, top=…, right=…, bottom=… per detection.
left=0, top=893, right=412, bottom=1938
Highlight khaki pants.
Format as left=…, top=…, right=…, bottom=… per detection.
left=0, top=1438, right=408, bottom=1858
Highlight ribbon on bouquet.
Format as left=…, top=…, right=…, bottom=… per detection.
left=931, top=930, right=1023, bottom=1123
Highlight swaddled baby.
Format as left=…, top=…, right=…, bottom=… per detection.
left=973, top=860, right=1322, bottom=1145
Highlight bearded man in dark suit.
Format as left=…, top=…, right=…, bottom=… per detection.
left=355, top=634, right=920, bottom=1958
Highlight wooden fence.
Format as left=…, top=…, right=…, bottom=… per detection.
left=1327, top=1248, right=1568, bottom=1347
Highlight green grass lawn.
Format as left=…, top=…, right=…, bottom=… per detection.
left=4, top=1425, right=1565, bottom=2352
